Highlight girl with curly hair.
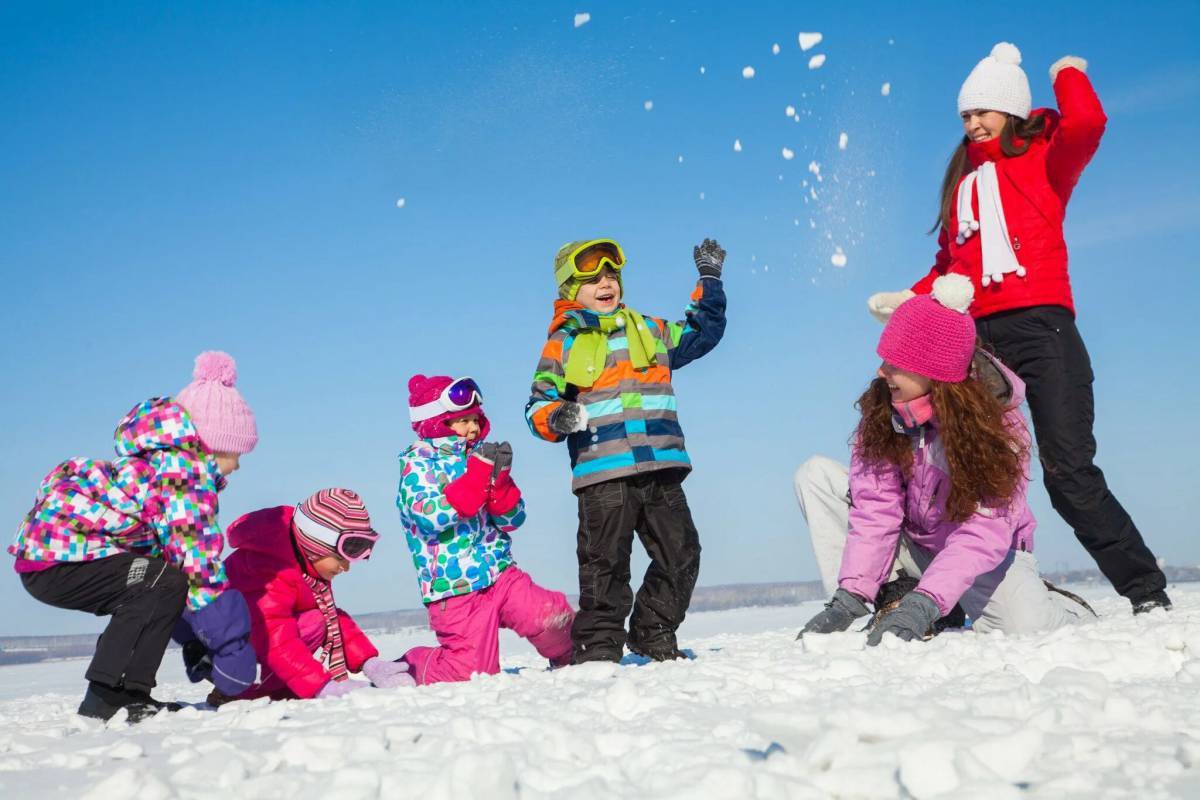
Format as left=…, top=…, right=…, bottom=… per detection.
left=796, top=275, right=1093, bottom=644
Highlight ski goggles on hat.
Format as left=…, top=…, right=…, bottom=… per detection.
left=555, top=239, right=626, bottom=287
left=409, top=376, right=483, bottom=423
left=293, top=505, right=380, bottom=561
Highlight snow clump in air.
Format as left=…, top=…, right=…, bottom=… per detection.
left=742, top=66, right=756, bottom=79
left=831, top=247, right=847, bottom=267
left=573, top=13, right=590, bottom=28
left=733, top=139, right=743, bottom=152
left=781, top=147, right=795, bottom=160
left=838, top=132, right=848, bottom=150
left=808, top=54, right=826, bottom=70
left=881, top=82, right=892, bottom=96
left=798, top=32, right=823, bottom=51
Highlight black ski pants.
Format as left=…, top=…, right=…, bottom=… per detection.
left=571, top=470, right=701, bottom=660
left=21, top=553, right=189, bottom=692
left=976, top=305, right=1166, bottom=602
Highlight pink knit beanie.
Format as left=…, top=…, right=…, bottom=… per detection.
left=408, top=374, right=491, bottom=441
left=177, top=351, right=258, bottom=454
left=877, top=275, right=977, bottom=383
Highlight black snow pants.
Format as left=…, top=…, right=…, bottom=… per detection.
left=21, top=553, right=189, bottom=692
left=571, top=469, right=701, bottom=662
left=976, top=305, right=1167, bottom=603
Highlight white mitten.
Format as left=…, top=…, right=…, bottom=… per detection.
left=867, top=289, right=916, bottom=324
left=1049, top=56, right=1088, bottom=82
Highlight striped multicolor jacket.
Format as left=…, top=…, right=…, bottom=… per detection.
left=397, top=436, right=525, bottom=604
left=525, top=277, right=726, bottom=490
left=9, top=398, right=230, bottom=611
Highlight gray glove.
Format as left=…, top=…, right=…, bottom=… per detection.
left=548, top=401, right=587, bottom=435
left=865, top=591, right=940, bottom=646
left=693, top=238, right=726, bottom=280
left=492, top=441, right=513, bottom=476
left=797, top=588, right=870, bottom=638
left=472, top=441, right=499, bottom=464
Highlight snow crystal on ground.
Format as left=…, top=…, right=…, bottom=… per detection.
left=808, top=54, right=826, bottom=70
left=573, top=13, right=590, bottom=28
left=4, top=586, right=1200, bottom=798
left=798, top=32, right=823, bottom=51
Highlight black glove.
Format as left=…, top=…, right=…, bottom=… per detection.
left=866, top=591, right=941, bottom=646
left=693, top=238, right=726, bottom=280
left=492, top=441, right=513, bottom=475
left=548, top=401, right=587, bottom=435
left=797, top=588, right=869, bottom=638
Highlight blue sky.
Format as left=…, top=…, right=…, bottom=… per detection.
left=2, top=2, right=1198, bottom=635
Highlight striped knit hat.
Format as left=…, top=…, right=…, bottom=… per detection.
left=292, top=488, right=375, bottom=560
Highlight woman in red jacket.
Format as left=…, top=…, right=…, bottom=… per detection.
left=224, top=488, right=413, bottom=701
left=866, top=43, right=1169, bottom=613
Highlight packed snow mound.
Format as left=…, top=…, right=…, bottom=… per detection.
left=2, top=587, right=1200, bottom=798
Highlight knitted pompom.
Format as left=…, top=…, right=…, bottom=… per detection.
left=192, top=351, right=238, bottom=387
left=408, top=374, right=428, bottom=393
left=931, top=274, right=975, bottom=314
left=990, top=42, right=1022, bottom=66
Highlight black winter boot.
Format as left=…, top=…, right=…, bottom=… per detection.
left=1132, top=590, right=1172, bottom=615
left=78, top=681, right=178, bottom=723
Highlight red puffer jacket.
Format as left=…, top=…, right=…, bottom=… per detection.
left=224, top=505, right=378, bottom=699
left=912, top=67, right=1106, bottom=319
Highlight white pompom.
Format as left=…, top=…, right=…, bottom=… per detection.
left=932, top=273, right=975, bottom=313
left=969, top=220, right=979, bottom=231
left=990, top=42, right=1022, bottom=65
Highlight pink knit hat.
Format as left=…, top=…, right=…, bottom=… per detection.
left=177, top=351, right=258, bottom=454
left=877, top=275, right=977, bottom=383
left=408, top=374, right=491, bottom=441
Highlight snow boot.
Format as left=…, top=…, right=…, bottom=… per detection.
left=626, top=631, right=686, bottom=662
left=1132, top=590, right=1172, bottom=615
left=78, top=681, right=180, bottom=723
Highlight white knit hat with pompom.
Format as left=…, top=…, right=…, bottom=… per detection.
left=958, top=42, right=1032, bottom=120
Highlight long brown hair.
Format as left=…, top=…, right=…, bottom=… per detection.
left=932, top=113, right=1048, bottom=233
left=853, top=371, right=1029, bottom=523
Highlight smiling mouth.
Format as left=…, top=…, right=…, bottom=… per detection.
left=596, top=292, right=616, bottom=303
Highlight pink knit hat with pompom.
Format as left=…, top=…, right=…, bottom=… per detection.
left=177, top=351, right=258, bottom=454
left=408, top=374, right=491, bottom=441
left=877, top=275, right=977, bottom=383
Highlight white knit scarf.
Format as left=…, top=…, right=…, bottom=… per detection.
left=955, top=161, right=1027, bottom=287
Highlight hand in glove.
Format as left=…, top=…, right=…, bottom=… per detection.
left=317, top=678, right=370, bottom=699
left=361, top=657, right=416, bottom=689
left=1049, top=56, right=1088, bottom=82
left=548, top=401, right=588, bottom=435
left=865, top=591, right=941, bottom=646
left=693, top=238, right=726, bottom=280
left=797, top=588, right=870, bottom=638
left=487, top=442, right=522, bottom=516
left=444, top=444, right=496, bottom=518
left=867, top=289, right=916, bottom=324
left=171, top=588, right=256, bottom=697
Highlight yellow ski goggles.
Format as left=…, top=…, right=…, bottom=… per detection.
left=554, top=239, right=626, bottom=287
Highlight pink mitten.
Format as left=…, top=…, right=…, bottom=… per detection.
left=361, top=657, right=416, bottom=689
left=316, top=678, right=370, bottom=699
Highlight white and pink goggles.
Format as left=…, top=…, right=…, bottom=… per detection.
left=409, top=376, right=483, bottom=423
left=293, top=505, right=380, bottom=561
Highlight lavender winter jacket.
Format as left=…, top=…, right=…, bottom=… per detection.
left=838, top=354, right=1035, bottom=616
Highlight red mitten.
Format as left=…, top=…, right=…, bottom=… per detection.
left=487, top=468, right=522, bottom=516
left=444, top=451, right=494, bottom=518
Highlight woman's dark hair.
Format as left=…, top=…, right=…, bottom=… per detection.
left=932, top=113, right=1048, bottom=233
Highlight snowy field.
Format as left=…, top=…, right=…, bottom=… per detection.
left=3, top=585, right=1200, bottom=799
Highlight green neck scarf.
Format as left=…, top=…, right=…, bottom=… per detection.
left=564, top=308, right=658, bottom=388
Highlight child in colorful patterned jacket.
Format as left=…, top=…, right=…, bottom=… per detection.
left=796, top=275, right=1093, bottom=643
left=9, top=351, right=259, bottom=722
left=396, top=375, right=574, bottom=685
left=219, top=488, right=413, bottom=702
left=525, top=238, right=727, bottom=664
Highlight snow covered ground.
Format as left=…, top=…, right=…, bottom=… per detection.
left=3, top=585, right=1200, bottom=799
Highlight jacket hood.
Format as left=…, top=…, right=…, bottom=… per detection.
left=973, top=349, right=1026, bottom=409
left=227, top=505, right=298, bottom=560
left=113, top=397, right=206, bottom=458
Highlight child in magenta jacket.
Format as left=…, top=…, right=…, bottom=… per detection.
left=865, top=43, right=1168, bottom=613
left=397, top=375, right=574, bottom=685
left=798, top=276, right=1092, bottom=642
left=224, top=488, right=413, bottom=701
left=10, top=351, right=258, bottom=722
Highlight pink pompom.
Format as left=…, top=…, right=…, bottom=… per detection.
left=192, top=351, right=238, bottom=387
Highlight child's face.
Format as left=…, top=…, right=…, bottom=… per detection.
left=960, top=109, right=1007, bottom=143
left=313, top=554, right=350, bottom=580
left=446, top=413, right=482, bottom=441
left=878, top=361, right=932, bottom=403
left=214, top=452, right=241, bottom=476
left=575, top=268, right=622, bottom=314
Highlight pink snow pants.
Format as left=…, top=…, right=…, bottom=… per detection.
left=402, top=566, right=574, bottom=685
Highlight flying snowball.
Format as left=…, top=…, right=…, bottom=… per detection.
left=781, top=147, right=795, bottom=160
left=798, top=32, right=823, bottom=51
left=742, top=66, right=756, bottom=79
left=574, top=13, right=591, bottom=28
left=808, top=54, right=826, bottom=70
